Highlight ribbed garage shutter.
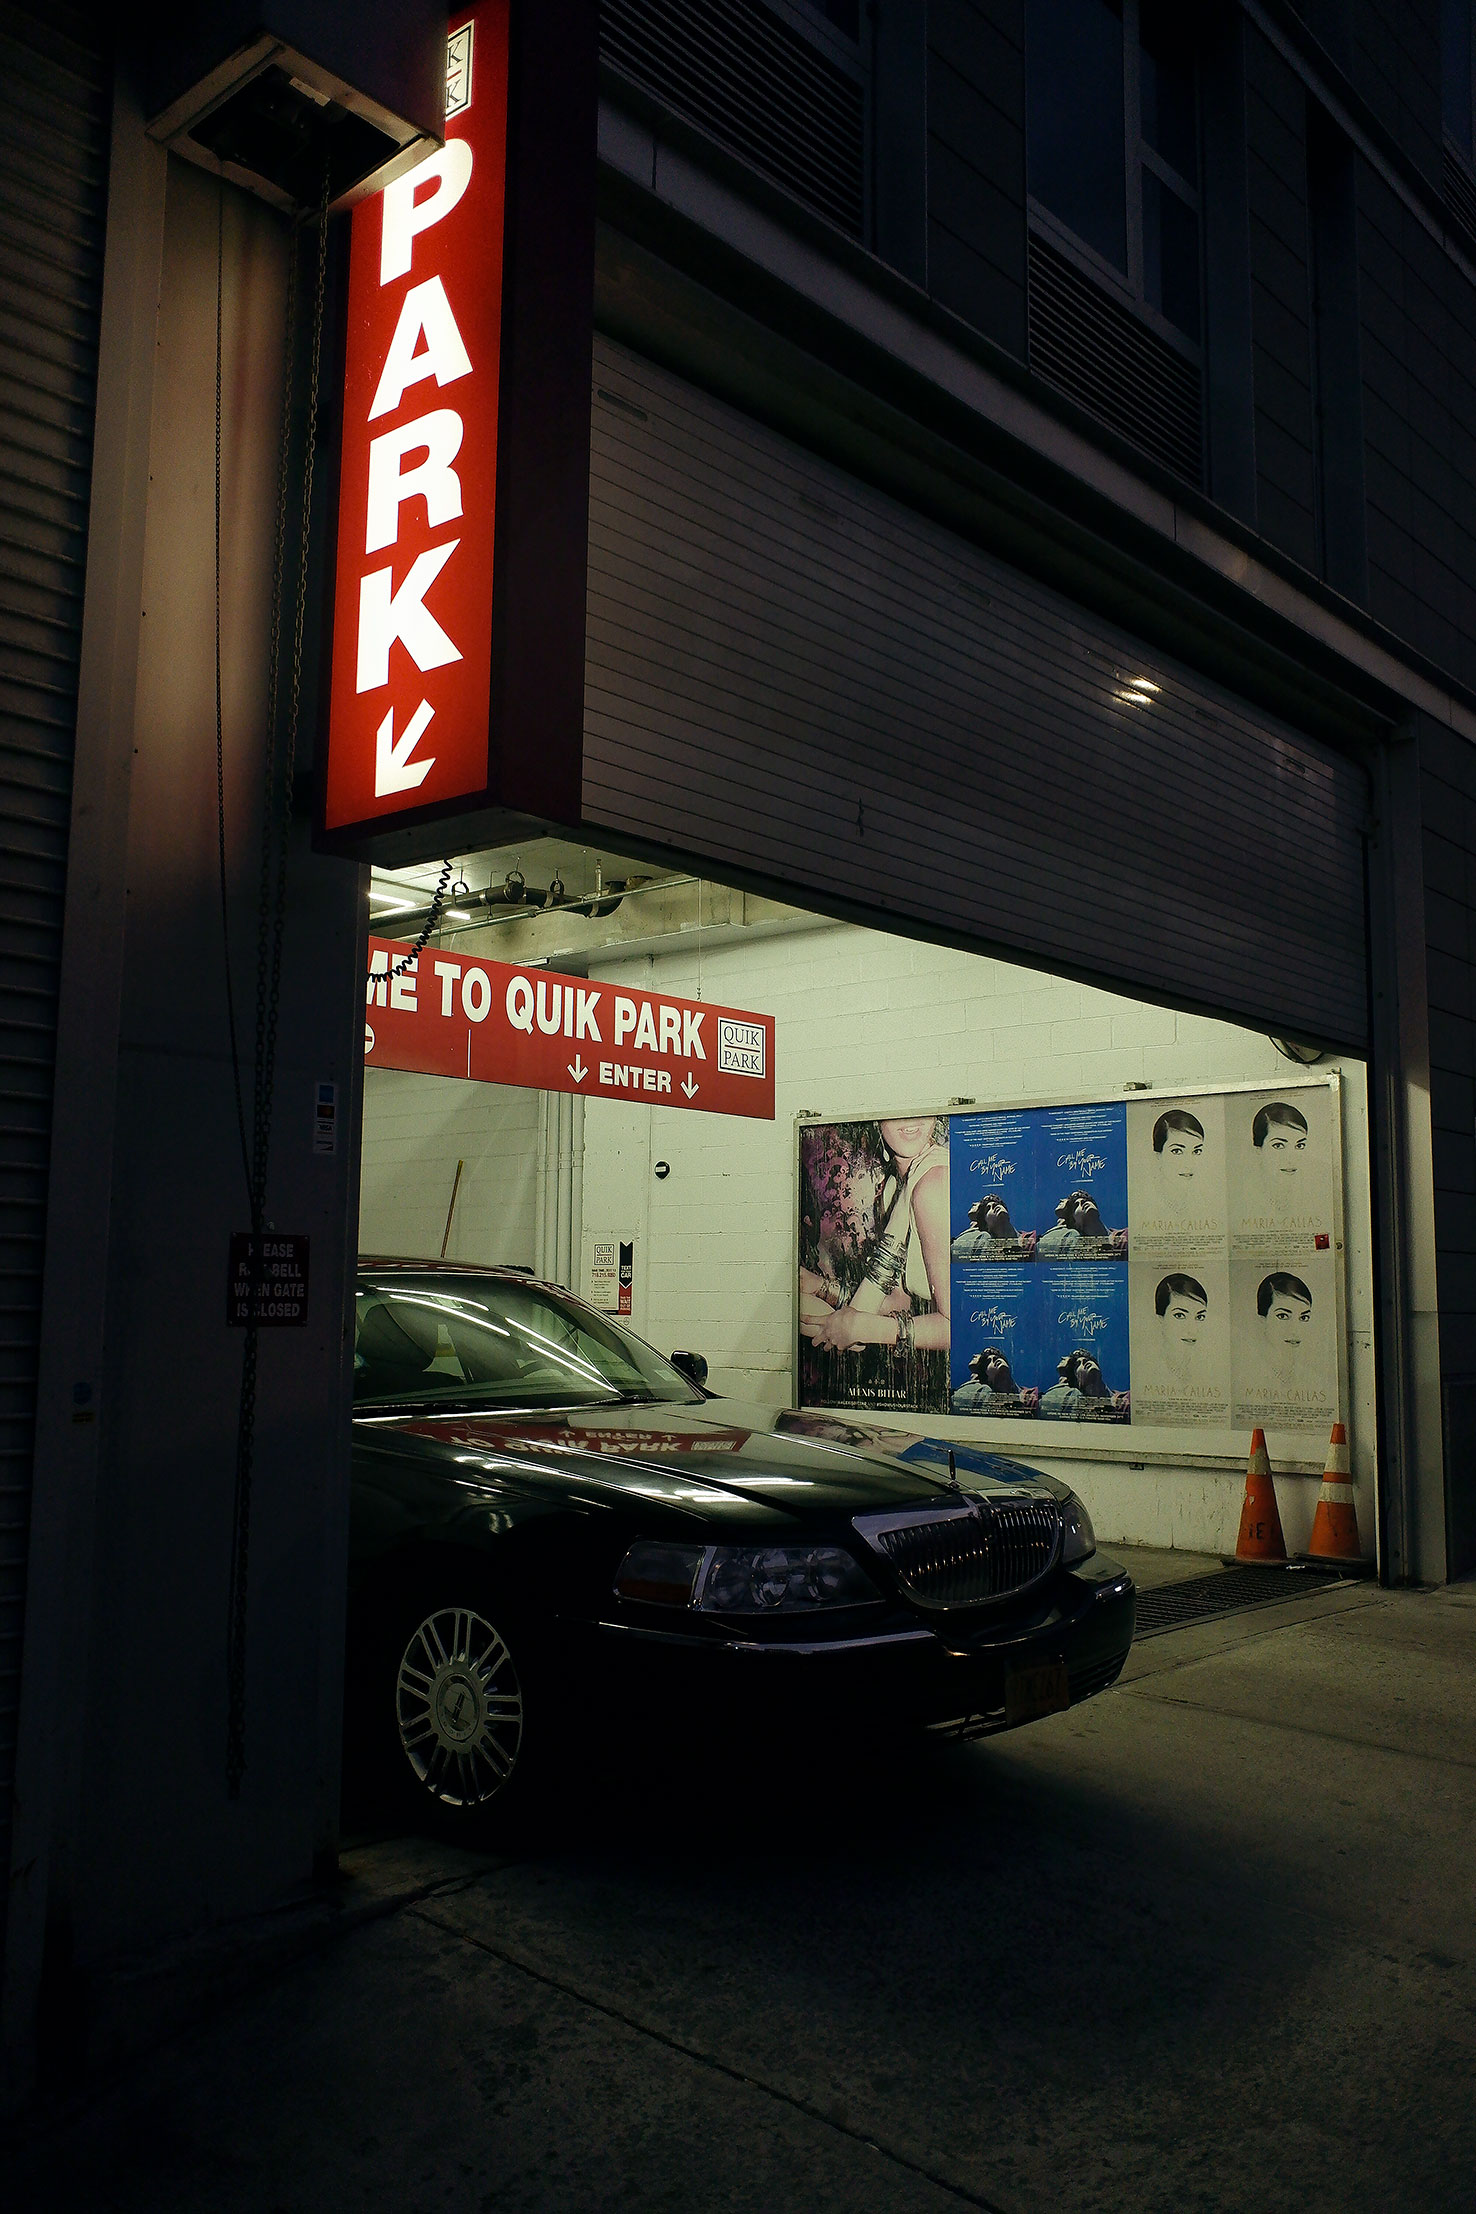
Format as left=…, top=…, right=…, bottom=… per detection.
left=0, top=2, right=109, bottom=1920
left=584, top=338, right=1370, bottom=1048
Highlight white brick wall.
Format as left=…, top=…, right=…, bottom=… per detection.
left=579, top=922, right=1377, bottom=1557
left=360, top=1067, right=541, bottom=1266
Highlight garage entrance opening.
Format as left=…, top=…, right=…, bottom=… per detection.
left=360, top=838, right=1376, bottom=1562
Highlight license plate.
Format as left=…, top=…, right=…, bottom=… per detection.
left=1005, top=1659, right=1070, bottom=1725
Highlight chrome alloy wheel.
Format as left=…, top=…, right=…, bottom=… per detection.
left=395, top=1606, right=524, bottom=1808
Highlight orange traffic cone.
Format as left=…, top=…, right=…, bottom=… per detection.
left=1305, top=1423, right=1365, bottom=1566
left=1235, top=1429, right=1287, bottom=1563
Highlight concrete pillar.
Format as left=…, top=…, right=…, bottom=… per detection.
left=3, top=90, right=365, bottom=2095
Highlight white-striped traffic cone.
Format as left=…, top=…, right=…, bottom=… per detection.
left=1304, top=1423, right=1366, bottom=1567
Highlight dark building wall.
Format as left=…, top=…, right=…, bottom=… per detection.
left=1355, top=167, right=1476, bottom=693
left=0, top=0, right=110, bottom=1971
left=1417, top=715, right=1476, bottom=1576
left=1288, top=3, right=1441, bottom=185
left=596, top=9, right=1476, bottom=706
left=1291, top=0, right=1351, bottom=69
left=1347, top=0, right=1442, bottom=190
left=925, top=0, right=1027, bottom=357
left=1245, top=26, right=1319, bottom=570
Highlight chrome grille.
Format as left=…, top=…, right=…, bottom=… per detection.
left=854, top=1498, right=1061, bottom=1611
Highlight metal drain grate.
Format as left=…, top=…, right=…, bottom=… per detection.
left=1133, top=1565, right=1351, bottom=1640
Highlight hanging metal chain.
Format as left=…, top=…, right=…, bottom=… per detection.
left=227, top=171, right=331, bottom=1800
left=265, top=167, right=331, bottom=1126
left=215, top=175, right=251, bottom=1208
left=252, top=200, right=303, bottom=1236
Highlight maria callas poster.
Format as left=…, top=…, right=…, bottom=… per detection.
left=797, top=1084, right=1341, bottom=1431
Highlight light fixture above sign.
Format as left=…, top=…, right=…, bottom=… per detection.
left=145, top=0, right=449, bottom=211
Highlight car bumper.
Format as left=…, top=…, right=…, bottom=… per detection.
left=590, top=1551, right=1135, bottom=1734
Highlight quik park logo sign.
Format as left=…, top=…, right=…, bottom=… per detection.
left=365, top=937, right=775, bottom=1120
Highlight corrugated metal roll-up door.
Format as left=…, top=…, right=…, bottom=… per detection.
left=0, top=2, right=110, bottom=1920
left=584, top=338, right=1371, bottom=1048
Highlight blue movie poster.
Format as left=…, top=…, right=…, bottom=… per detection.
left=950, top=1111, right=1039, bottom=1262
left=1035, top=1263, right=1131, bottom=1422
left=950, top=1264, right=1040, bottom=1416
left=1032, top=1103, right=1129, bottom=1261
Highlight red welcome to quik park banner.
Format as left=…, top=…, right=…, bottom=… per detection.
left=365, top=938, right=775, bottom=1121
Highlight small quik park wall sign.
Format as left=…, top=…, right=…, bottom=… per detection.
left=320, top=2, right=597, bottom=863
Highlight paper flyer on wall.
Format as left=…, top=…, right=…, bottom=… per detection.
left=1034, top=1103, right=1130, bottom=1261
left=797, top=1115, right=953, bottom=1414
left=1036, top=1262, right=1131, bottom=1422
left=949, top=1111, right=1039, bottom=1261
left=1124, top=1093, right=1228, bottom=1260
left=1225, top=1086, right=1337, bottom=1260
left=1228, top=1251, right=1340, bottom=1430
left=950, top=1263, right=1039, bottom=1416
left=1127, top=1253, right=1232, bottom=1425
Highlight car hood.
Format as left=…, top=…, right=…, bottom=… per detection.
left=355, top=1395, right=1061, bottom=1527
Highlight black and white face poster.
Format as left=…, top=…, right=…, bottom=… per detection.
left=1127, top=1254, right=1233, bottom=1425
left=1125, top=1094, right=1228, bottom=1260
left=1124, top=1081, right=1340, bottom=1433
left=1227, top=1255, right=1339, bottom=1431
left=1226, top=1087, right=1336, bottom=1260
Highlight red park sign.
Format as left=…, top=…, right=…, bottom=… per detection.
left=319, top=1, right=596, bottom=862
left=365, top=936, right=775, bottom=1120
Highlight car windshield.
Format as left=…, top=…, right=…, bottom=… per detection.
left=353, top=1271, right=702, bottom=1409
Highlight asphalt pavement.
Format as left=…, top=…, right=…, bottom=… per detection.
left=6, top=1551, right=1474, bottom=2214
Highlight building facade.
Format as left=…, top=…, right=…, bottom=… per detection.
left=4, top=0, right=1476, bottom=2098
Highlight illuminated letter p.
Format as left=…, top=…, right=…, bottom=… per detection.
left=380, top=140, right=474, bottom=285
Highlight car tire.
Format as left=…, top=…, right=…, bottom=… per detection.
left=382, top=1577, right=550, bottom=1842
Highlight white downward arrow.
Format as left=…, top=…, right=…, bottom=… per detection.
left=374, top=697, right=436, bottom=797
left=568, top=1055, right=588, bottom=1083
left=681, top=1074, right=699, bottom=1099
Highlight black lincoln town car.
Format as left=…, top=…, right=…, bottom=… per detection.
left=347, top=1263, right=1136, bottom=1834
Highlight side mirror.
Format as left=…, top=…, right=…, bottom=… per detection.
left=670, top=1349, right=708, bottom=1389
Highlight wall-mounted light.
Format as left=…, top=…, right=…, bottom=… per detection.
left=145, top=2, right=448, bottom=211
left=1114, top=673, right=1162, bottom=708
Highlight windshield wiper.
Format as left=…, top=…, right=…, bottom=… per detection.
left=354, top=1386, right=694, bottom=1416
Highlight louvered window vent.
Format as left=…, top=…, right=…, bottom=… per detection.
left=1027, top=232, right=1203, bottom=486
left=600, top=0, right=865, bottom=237
left=1444, top=141, right=1476, bottom=253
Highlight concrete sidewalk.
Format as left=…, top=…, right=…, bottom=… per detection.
left=6, top=1555, right=1474, bottom=2214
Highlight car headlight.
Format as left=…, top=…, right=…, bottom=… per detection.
left=614, top=1540, right=879, bottom=1611
left=1059, top=1492, right=1096, bottom=1564
left=698, top=1545, right=879, bottom=1611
